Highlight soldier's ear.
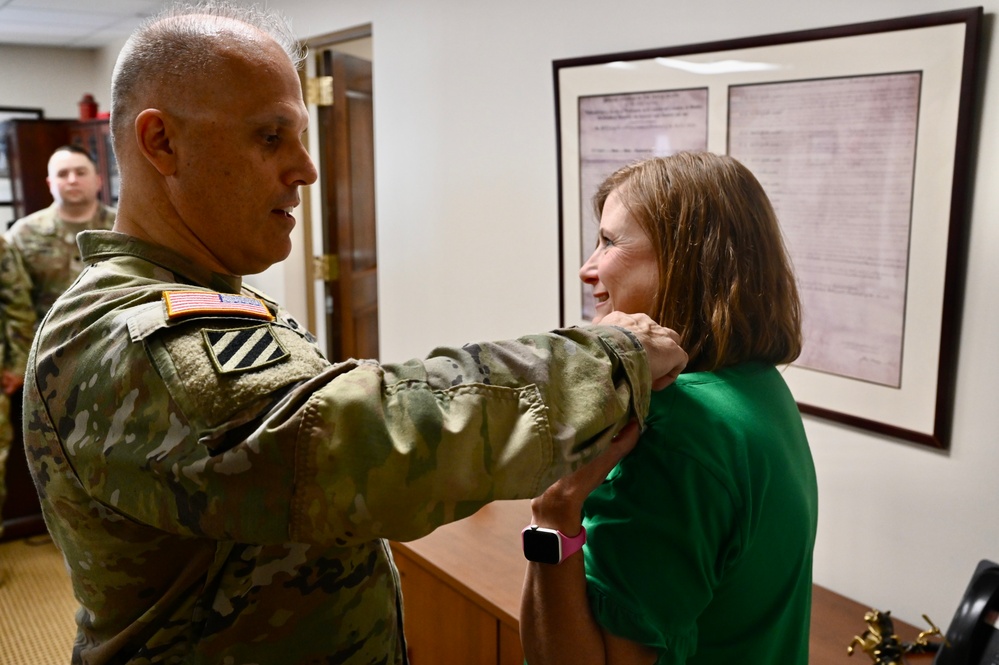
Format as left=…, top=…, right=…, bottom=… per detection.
left=135, top=109, right=176, bottom=176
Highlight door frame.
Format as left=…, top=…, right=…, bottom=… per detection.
left=301, top=24, right=374, bottom=355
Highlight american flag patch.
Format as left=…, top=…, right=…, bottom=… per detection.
left=163, top=290, right=274, bottom=321
left=202, top=325, right=289, bottom=374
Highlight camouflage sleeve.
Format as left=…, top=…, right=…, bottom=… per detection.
left=281, top=325, right=650, bottom=544
left=57, top=316, right=648, bottom=548
left=0, top=237, right=36, bottom=374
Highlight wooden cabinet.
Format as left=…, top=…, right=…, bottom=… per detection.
left=0, top=116, right=117, bottom=541
left=391, top=500, right=935, bottom=665
left=393, top=551, right=499, bottom=664
left=497, top=622, right=524, bottom=665
left=1, top=117, right=118, bottom=222
left=391, top=500, right=532, bottom=665
left=1, top=118, right=74, bottom=220
left=0, top=389, right=45, bottom=543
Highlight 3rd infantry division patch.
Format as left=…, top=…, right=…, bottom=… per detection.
left=202, top=324, right=290, bottom=374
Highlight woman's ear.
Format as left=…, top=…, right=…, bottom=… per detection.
left=134, top=109, right=176, bottom=176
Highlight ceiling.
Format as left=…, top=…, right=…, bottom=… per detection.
left=0, top=0, right=170, bottom=49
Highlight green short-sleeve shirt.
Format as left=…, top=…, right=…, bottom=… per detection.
left=583, top=362, right=818, bottom=665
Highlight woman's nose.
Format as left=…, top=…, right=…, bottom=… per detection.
left=579, top=249, right=598, bottom=284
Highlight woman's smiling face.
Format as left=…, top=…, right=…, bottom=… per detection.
left=579, top=188, right=659, bottom=324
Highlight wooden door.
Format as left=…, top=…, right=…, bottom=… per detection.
left=316, top=49, right=379, bottom=361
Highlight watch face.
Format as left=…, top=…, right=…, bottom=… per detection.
left=523, top=528, right=561, bottom=565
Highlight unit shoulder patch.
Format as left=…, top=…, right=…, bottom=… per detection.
left=203, top=324, right=289, bottom=374
left=163, top=290, right=274, bottom=321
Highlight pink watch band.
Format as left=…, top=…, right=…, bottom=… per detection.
left=559, top=526, right=587, bottom=559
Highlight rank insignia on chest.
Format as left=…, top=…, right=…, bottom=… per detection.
left=202, top=324, right=290, bottom=374
left=163, top=290, right=274, bottom=321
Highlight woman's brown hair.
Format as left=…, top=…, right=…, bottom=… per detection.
left=593, top=152, right=802, bottom=372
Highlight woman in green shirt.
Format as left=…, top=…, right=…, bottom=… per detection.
left=521, top=152, right=818, bottom=665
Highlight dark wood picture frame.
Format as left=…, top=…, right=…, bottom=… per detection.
left=554, top=8, right=982, bottom=449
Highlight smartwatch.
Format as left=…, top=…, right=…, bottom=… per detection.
left=521, top=525, right=587, bottom=565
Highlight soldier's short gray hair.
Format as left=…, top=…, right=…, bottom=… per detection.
left=110, top=1, right=305, bottom=151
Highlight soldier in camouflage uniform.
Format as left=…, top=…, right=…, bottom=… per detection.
left=22, top=3, right=687, bottom=664
left=0, top=235, right=35, bottom=540
left=6, top=144, right=116, bottom=325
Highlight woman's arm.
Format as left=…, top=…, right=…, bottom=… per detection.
left=520, top=422, right=659, bottom=665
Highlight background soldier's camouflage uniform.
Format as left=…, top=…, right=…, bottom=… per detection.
left=0, top=234, right=35, bottom=538
left=6, top=201, right=116, bottom=324
left=24, top=230, right=651, bottom=664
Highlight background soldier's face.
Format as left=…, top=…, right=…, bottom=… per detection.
left=47, top=151, right=102, bottom=208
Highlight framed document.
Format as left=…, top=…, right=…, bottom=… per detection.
left=554, top=8, right=982, bottom=449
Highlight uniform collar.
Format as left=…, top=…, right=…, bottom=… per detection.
left=77, top=230, right=242, bottom=293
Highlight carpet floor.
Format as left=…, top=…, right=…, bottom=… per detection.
left=0, top=535, right=76, bottom=665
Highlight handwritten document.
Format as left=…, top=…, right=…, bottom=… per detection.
left=577, top=89, right=708, bottom=319
left=729, top=73, right=921, bottom=386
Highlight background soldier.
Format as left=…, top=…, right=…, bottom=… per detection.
left=6, top=144, right=115, bottom=324
left=0, top=235, right=34, bottom=547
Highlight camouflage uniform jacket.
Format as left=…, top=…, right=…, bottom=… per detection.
left=0, top=234, right=35, bottom=376
left=6, top=202, right=116, bottom=324
left=0, top=233, right=36, bottom=538
left=23, top=230, right=651, bottom=665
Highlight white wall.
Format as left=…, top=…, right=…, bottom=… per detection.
left=93, top=37, right=126, bottom=108
left=0, top=44, right=105, bottom=117
left=5, top=0, right=997, bottom=632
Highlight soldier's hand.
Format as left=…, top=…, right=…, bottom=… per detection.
left=599, top=311, right=687, bottom=390
left=1, top=370, right=24, bottom=396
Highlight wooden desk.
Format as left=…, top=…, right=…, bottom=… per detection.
left=392, top=500, right=933, bottom=665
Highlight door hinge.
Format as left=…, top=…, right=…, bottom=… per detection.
left=305, top=76, right=334, bottom=107
left=314, top=254, right=340, bottom=281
